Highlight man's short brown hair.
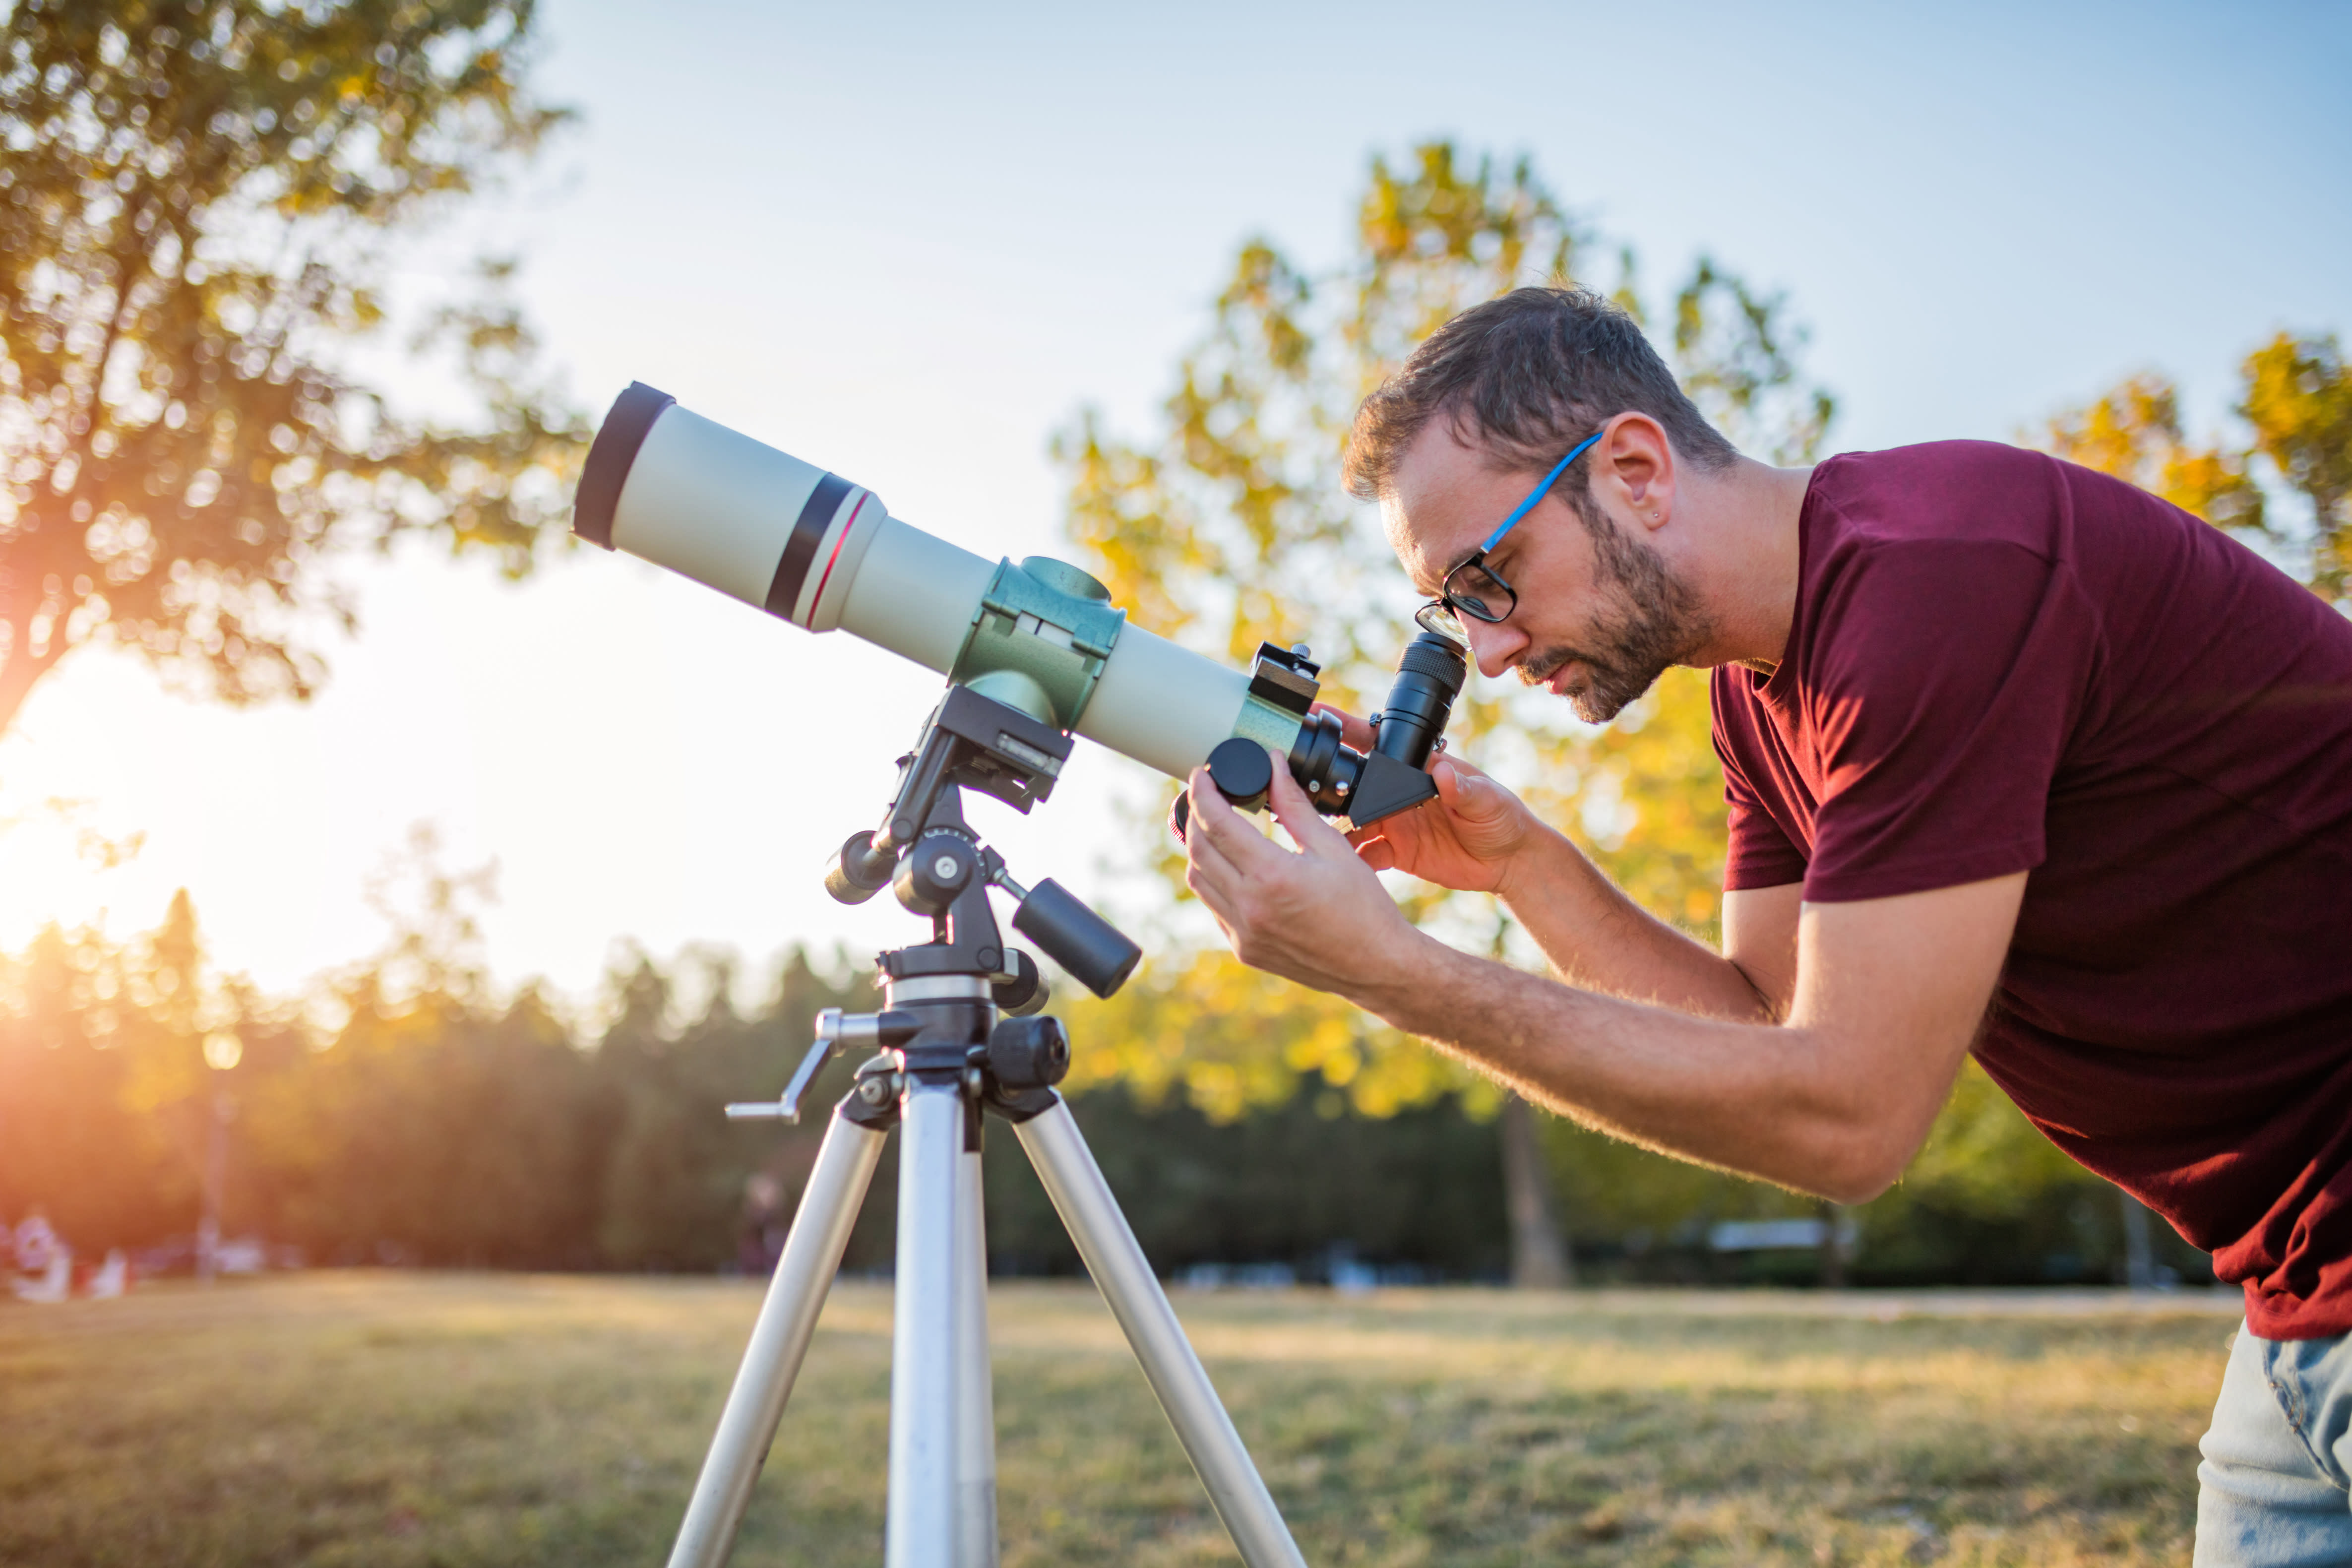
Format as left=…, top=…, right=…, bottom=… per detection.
left=1345, top=287, right=1738, bottom=504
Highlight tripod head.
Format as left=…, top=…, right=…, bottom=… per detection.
left=730, top=682, right=1127, bottom=1129
left=824, top=682, right=1142, bottom=1003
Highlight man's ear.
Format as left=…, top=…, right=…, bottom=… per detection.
left=1594, top=413, right=1675, bottom=533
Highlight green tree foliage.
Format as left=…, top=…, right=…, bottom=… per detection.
left=0, top=0, right=585, bottom=739
left=2242, top=333, right=2352, bottom=597
left=1063, top=944, right=1498, bottom=1124
left=2037, top=373, right=2266, bottom=532
left=2037, top=333, right=2352, bottom=595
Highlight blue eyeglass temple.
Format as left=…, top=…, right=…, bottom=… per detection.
left=1478, top=429, right=1606, bottom=553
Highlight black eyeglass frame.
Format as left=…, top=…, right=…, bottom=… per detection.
left=1415, top=427, right=1607, bottom=639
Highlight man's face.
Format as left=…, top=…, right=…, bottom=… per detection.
left=1383, top=418, right=1710, bottom=724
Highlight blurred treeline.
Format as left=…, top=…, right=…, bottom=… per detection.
left=0, top=885, right=2210, bottom=1287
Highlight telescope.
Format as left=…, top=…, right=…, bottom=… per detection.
left=573, top=382, right=1466, bottom=843
left=572, top=382, right=1462, bottom=1568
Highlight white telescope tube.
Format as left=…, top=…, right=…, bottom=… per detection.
left=573, top=384, right=1261, bottom=781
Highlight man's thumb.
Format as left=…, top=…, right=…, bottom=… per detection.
left=1434, top=755, right=1502, bottom=817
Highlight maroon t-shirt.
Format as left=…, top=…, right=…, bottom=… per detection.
left=1711, top=441, right=2352, bottom=1338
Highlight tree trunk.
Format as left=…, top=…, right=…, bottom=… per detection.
left=1499, top=1092, right=1572, bottom=1288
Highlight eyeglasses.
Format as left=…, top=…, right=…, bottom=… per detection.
left=1415, top=428, right=1606, bottom=639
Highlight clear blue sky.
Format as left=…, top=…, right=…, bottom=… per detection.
left=6, top=0, right=2347, bottom=1008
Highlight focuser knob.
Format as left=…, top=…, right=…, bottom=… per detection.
left=1204, top=737, right=1274, bottom=811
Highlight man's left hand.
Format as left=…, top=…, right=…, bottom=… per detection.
left=1182, top=748, right=1424, bottom=999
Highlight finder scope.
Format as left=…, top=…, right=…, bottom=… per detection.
left=573, top=383, right=1460, bottom=826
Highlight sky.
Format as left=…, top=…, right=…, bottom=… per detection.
left=3, top=0, right=2348, bottom=1011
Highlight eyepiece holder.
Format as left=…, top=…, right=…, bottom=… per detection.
left=1172, top=630, right=1468, bottom=838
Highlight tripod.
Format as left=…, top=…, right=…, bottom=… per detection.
left=663, top=685, right=1307, bottom=1568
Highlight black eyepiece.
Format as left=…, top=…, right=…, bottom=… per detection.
left=1320, top=630, right=1468, bottom=827
left=1372, top=629, right=1468, bottom=766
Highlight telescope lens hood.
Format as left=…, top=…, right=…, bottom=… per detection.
left=573, top=381, right=676, bottom=549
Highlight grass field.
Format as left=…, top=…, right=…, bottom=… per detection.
left=0, top=1273, right=2240, bottom=1567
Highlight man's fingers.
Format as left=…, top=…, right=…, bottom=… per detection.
left=1263, top=749, right=1357, bottom=861
left=1355, top=836, right=1398, bottom=873
left=1184, top=829, right=1243, bottom=917
left=1187, top=812, right=1244, bottom=885
left=1311, top=700, right=1375, bottom=752
left=1186, top=865, right=1238, bottom=927
left=1185, top=766, right=1285, bottom=874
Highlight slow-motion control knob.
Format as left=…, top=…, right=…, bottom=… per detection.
left=895, top=831, right=975, bottom=915
left=987, top=1015, right=1070, bottom=1091
left=990, top=949, right=1051, bottom=1016
left=825, top=830, right=897, bottom=905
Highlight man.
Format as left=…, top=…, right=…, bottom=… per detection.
left=1178, top=287, right=2352, bottom=1563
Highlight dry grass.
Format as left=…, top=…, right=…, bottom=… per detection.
left=0, top=1273, right=2238, bottom=1566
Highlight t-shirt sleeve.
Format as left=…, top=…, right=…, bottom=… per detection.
left=1710, top=674, right=1809, bottom=891
left=1799, top=536, right=2099, bottom=903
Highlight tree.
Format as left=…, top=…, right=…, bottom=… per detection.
left=2035, top=333, right=2352, bottom=595
left=2241, top=333, right=2352, bottom=598
left=0, top=0, right=584, bottom=741
left=2036, top=372, right=2265, bottom=532
left=1053, top=142, right=1836, bottom=1285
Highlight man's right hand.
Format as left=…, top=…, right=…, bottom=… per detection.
left=1316, top=703, right=1541, bottom=895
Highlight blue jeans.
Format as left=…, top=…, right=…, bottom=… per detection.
left=2197, top=1322, right=2352, bottom=1565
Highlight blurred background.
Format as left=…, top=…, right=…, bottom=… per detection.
left=4, top=0, right=2345, bottom=1296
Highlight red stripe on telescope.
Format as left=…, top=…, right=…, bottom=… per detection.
left=808, top=490, right=869, bottom=624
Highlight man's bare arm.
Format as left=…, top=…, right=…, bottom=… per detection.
left=1722, top=883, right=1803, bottom=1019
left=1342, top=736, right=1795, bottom=1021
left=1491, top=813, right=1802, bottom=1020
left=1189, top=760, right=2021, bottom=1201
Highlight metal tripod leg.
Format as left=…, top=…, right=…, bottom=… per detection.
left=667, top=1107, right=889, bottom=1568
left=887, top=1076, right=965, bottom=1568
left=1013, top=1097, right=1309, bottom=1568
left=955, top=1139, right=999, bottom=1567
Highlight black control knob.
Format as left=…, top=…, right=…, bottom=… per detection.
left=987, top=1015, right=1071, bottom=1090
left=990, top=949, right=1050, bottom=1016
left=1204, top=736, right=1274, bottom=810
left=1171, top=736, right=1279, bottom=842
left=895, top=832, right=974, bottom=914
left=825, top=830, right=897, bottom=905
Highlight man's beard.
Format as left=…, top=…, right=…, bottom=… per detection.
left=1519, top=503, right=1711, bottom=724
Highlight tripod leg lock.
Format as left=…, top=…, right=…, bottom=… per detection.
left=976, top=1015, right=1069, bottom=1124
left=842, top=1055, right=906, bottom=1129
